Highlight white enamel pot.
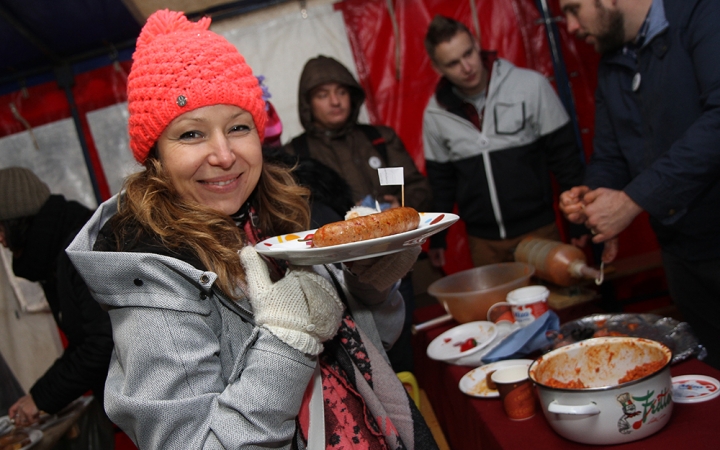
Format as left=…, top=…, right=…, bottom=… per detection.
left=528, top=337, right=673, bottom=445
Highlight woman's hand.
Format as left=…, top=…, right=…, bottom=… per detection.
left=240, top=247, right=344, bottom=355
left=345, top=246, right=422, bottom=291
left=8, top=394, right=40, bottom=427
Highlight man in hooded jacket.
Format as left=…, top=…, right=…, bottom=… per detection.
left=283, top=56, right=433, bottom=372
left=283, top=55, right=432, bottom=213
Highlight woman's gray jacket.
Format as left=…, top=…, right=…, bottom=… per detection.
left=66, top=195, right=404, bottom=449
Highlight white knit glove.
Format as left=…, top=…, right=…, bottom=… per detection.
left=346, top=246, right=422, bottom=291
left=240, top=247, right=344, bottom=355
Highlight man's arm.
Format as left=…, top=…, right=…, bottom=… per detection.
left=583, top=81, right=634, bottom=191
left=532, top=74, right=587, bottom=239
left=422, top=110, right=458, bottom=250
left=539, top=124, right=587, bottom=239
left=623, top=0, right=720, bottom=225
left=541, top=123, right=584, bottom=191
left=29, top=256, right=113, bottom=414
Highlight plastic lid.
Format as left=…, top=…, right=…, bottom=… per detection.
left=671, top=374, right=720, bottom=403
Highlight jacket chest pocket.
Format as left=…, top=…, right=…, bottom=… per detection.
left=494, top=102, right=526, bottom=135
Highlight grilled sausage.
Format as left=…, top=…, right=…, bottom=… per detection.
left=312, top=207, right=420, bottom=248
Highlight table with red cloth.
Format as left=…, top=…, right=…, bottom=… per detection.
left=413, top=304, right=720, bottom=450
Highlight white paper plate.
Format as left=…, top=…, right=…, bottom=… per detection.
left=459, top=359, right=534, bottom=398
left=255, top=212, right=459, bottom=266
left=672, top=374, right=720, bottom=403
left=448, top=321, right=521, bottom=367
left=426, top=321, right=498, bottom=363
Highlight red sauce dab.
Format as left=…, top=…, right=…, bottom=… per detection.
left=429, top=214, right=445, bottom=225
left=545, top=378, right=587, bottom=389
left=618, top=361, right=665, bottom=384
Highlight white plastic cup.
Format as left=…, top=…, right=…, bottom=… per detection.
left=487, top=285, right=550, bottom=326
left=505, top=285, right=550, bottom=327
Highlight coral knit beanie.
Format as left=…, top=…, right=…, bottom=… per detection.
left=127, top=10, right=266, bottom=163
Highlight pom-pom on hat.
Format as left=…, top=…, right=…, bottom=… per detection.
left=127, top=10, right=266, bottom=163
left=0, top=167, right=51, bottom=221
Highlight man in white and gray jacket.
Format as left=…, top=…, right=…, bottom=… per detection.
left=422, top=15, right=585, bottom=268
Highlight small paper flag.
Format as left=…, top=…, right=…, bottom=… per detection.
left=378, top=167, right=404, bottom=186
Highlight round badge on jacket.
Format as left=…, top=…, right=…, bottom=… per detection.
left=368, top=156, right=383, bottom=169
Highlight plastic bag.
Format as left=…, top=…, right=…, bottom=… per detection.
left=481, top=311, right=560, bottom=364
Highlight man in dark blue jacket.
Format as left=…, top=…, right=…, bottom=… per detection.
left=558, top=0, right=720, bottom=369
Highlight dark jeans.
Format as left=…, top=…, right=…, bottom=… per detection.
left=662, top=250, right=720, bottom=370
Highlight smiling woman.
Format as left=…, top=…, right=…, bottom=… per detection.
left=158, top=105, right=263, bottom=216
left=64, top=8, right=437, bottom=450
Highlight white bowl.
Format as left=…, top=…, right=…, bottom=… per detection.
left=426, top=321, right=498, bottom=364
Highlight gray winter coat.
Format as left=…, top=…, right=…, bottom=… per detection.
left=66, top=195, right=404, bottom=449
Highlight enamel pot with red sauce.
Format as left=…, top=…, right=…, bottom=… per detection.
left=528, top=337, right=673, bottom=445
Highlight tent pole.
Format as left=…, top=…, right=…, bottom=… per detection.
left=534, top=0, right=586, bottom=164
left=54, top=65, right=103, bottom=205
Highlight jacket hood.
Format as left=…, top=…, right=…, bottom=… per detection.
left=66, top=195, right=220, bottom=314
left=297, top=55, right=365, bottom=136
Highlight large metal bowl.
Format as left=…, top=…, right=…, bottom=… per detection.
left=427, top=263, right=534, bottom=324
left=529, top=337, right=673, bottom=445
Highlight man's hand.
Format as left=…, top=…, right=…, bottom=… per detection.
left=560, top=186, right=591, bottom=224
left=8, top=394, right=40, bottom=427
left=428, top=248, right=445, bottom=268
left=583, top=188, right=643, bottom=243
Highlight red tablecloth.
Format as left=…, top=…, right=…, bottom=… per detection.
left=413, top=304, right=720, bottom=450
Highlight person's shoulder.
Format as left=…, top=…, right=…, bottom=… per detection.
left=496, top=60, right=555, bottom=99
left=498, top=58, right=548, bottom=82
left=422, top=93, right=443, bottom=116
left=279, top=135, right=303, bottom=155
left=366, top=124, right=399, bottom=138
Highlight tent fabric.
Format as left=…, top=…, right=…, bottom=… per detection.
left=218, top=1, right=366, bottom=143
left=0, top=61, right=132, bottom=202
left=0, top=0, right=140, bottom=89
